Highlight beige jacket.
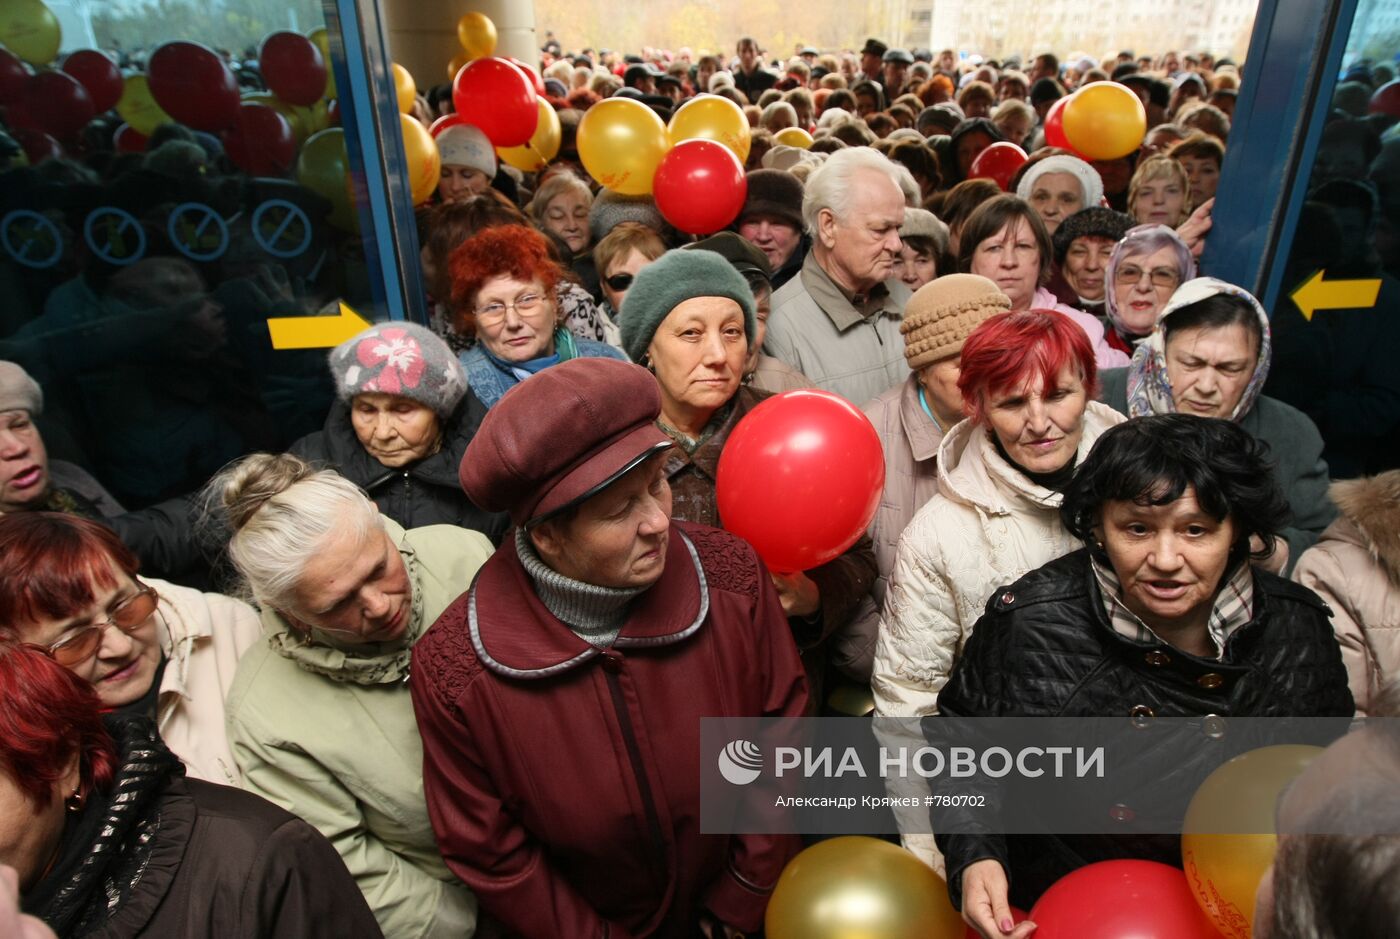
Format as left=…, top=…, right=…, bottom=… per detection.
left=150, top=578, right=263, bottom=787
left=1292, top=472, right=1400, bottom=716
left=872, top=400, right=1125, bottom=717
left=841, top=375, right=944, bottom=682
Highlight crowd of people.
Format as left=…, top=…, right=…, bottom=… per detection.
left=1, top=25, right=1399, bottom=939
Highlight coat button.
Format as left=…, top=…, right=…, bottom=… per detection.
left=1109, top=803, right=1136, bottom=822
left=1145, top=650, right=1171, bottom=667
left=1203, top=715, right=1227, bottom=739
left=1000, top=592, right=1015, bottom=605
left=1197, top=673, right=1224, bottom=690
left=1129, top=704, right=1155, bottom=728
left=600, top=655, right=622, bottom=673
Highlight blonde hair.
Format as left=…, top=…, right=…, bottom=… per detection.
left=1128, top=155, right=1194, bottom=224
left=209, top=453, right=381, bottom=610
left=592, top=222, right=667, bottom=278
left=527, top=170, right=593, bottom=226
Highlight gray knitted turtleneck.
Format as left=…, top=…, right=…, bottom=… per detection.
left=515, top=529, right=645, bottom=647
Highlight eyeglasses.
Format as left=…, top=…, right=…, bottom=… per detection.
left=1114, top=265, right=1180, bottom=288
left=474, top=292, right=547, bottom=325
left=605, top=273, right=635, bottom=292
left=28, top=585, right=159, bottom=667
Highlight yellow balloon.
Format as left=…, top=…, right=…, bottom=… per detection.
left=400, top=113, right=440, bottom=205
left=116, top=75, right=172, bottom=137
left=773, top=127, right=814, bottom=150
left=296, top=100, right=332, bottom=137
left=447, top=52, right=471, bottom=82
left=668, top=94, right=751, bottom=163
left=392, top=62, right=416, bottom=115
left=0, top=0, right=61, bottom=66
left=456, top=12, right=497, bottom=60
left=307, top=26, right=336, bottom=99
left=297, top=127, right=358, bottom=231
left=1062, top=81, right=1147, bottom=160
left=1182, top=745, right=1324, bottom=939
left=577, top=98, right=670, bottom=195
left=766, top=837, right=965, bottom=939
left=497, top=100, right=562, bottom=173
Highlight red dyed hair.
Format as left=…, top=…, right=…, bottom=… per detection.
left=956, top=310, right=1099, bottom=423
left=0, top=642, right=117, bottom=807
left=0, top=513, right=139, bottom=634
left=448, top=224, right=562, bottom=332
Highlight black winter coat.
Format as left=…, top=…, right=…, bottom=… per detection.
left=933, top=549, right=1353, bottom=910
left=290, top=393, right=508, bottom=544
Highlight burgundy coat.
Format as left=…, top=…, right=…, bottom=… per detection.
left=410, top=521, right=809, bottom=938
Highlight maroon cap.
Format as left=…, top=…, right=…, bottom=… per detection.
left=460, top=358, right=672, bottom=527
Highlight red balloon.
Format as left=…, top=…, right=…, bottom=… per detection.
left=1370, top=79, right=1400, bottom=118
left=429, top=113, right=466, bottom=137
left=715, top=390, right=885, bottom=573
left=1044, top=96, right=1072, bottom=149
left=62, top=49, right=122, bottom=113
left=1029, top=861, right=1221, bottom=938
left=968, top=141, right=1028, bottom=191
left=653, top=139, right=747, bottom=234
left=147, top=40, right=241, bottom=131
left=113, top=122, right=148, bottom=153
left=9, top=71, right=94, bottom=142
left=13, top=128, right=63, bottom=165
left=509, top=56, right=547, bottom=96
left=452, top=56, right=538, bottom=147
left=222, top=102, right=296, bottom=175
left=966, top=908, right=1029, bottom=938
left=260, top=31, right=327, bottom=107
left=0, top=48, right=29, bottom=106
left=327, top=99, right=340, bottom=125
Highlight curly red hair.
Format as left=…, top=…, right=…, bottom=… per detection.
left=448, top=224, right=562, bottom=333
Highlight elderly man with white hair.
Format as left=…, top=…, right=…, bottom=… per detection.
left=763, top=149, right=919, bottom=403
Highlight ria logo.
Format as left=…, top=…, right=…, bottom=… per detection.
left=718, top=740, right=763, bottom=785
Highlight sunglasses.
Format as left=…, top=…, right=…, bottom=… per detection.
left=28, top=585, right=159, bottom=667
left=605, top=273, right=635, bottom=292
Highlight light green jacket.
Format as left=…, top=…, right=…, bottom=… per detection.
left=226, top=519, right=492, bottom=939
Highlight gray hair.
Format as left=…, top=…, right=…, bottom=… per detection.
left=1104, top=223, right=1196, bottom=323
left=208, top=452, right=382, bottom=611
left=759, top=101, right=798, bottom=133
left=527, top=170, right=593, bottom=225
left=801, top=147, right=920, bottom=236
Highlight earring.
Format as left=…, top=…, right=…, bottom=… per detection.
left=65, top=789, right=84, bottom=813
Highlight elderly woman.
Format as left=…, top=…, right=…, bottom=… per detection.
left=852, top=275, right=1008, bottom=681
left=1100, top=223, right=1196, bottom=354
left=893, top=208, right=951, bottom=292
left=1, top=644, right=380, bottom=936
left=0, top=513, right=261, bottom=786
left=217, top=453, right=491, bottom=938
left=453, top=224, right=627, bottom=408
left=290, top=321, right=505, bottom=541
left=1128, top=154, right=1192, bottom=228
left=593, top=221, right=668, bottom=320
left=1099, top=278, right=1336, bottom=571
left=526, top=169, right=594, bottom=263
left=411, top=357, right=808, bottom=938
left=735, top=168, right=809, bottom=288
left=1015, top=154, right=1104, bottom=236
left=434, top=122, right=497, bottom=203
left=619, top=249, right=877, bottom=697
left=938, top=415, right=1353, bottom=931
left=959, top=195, right=1130, bottom=367
left=1049, top=207, right=1135, bottom=317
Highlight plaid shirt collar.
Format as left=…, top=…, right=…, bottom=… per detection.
left=1091, top=554, right=1254, bottom=660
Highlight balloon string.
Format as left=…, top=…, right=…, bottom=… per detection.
left=526, top=142, right=546, bottom=171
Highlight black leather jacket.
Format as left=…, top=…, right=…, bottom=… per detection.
left=933, top=549, right=1354, bottom=910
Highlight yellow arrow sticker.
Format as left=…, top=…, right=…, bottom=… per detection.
left=1290, top=269, right=1381, bottom=321
left=267, top=301, right=373, bottom=350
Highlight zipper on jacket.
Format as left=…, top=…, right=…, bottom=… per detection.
left=602, top=659, right=670, bottom=903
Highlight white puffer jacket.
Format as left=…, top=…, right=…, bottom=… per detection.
left=872, top=401, right=1125, bottom=718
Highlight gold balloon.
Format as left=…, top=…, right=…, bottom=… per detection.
left=307, top=26, right=336, bottom=99
left=1182, top=745, right=1323, bottom=939
left=669, top=94, right=751, bottom=163
left=498, top=99, right=562, bottom=172
left=392, top=62, right=416, bottom=115
left=456, top=12, right=497, bottom=60
left=400, top=113, right=440, bottom=205
left=0, top=0, right=61, bottom=66
left=447, top=52, right=471, bottom=82
left=117, top=75, right=172, bottom=137
left=773, top=127, right=814, bottom=150
left=577, top=98, right=670, bottom=195
left=766, top=837, right=966, bottom=939
left=296, top=127, right=358, bottom=231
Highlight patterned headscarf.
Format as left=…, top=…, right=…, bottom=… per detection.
left=1125, top=277, right=1272, bottom=422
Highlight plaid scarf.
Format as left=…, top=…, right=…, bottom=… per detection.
left=1092, top=554, right=1254, bottom=660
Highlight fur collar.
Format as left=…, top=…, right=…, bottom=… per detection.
left=1330, top=471, right=1400, bottom=583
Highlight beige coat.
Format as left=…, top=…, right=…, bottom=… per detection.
left=1292, top=472, right=1400, bottom=716
left=150, top=578, right=263, bottom=787
left=841, top=375, right=944, bottom=682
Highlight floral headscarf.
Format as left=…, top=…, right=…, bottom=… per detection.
left=1125, top=277, right=1272, bottom=423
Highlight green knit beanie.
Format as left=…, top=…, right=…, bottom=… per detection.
left=619, top=249, right=757, bottom=364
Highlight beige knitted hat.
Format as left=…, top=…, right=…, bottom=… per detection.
left=900, top=274, right=1010, bottom=370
